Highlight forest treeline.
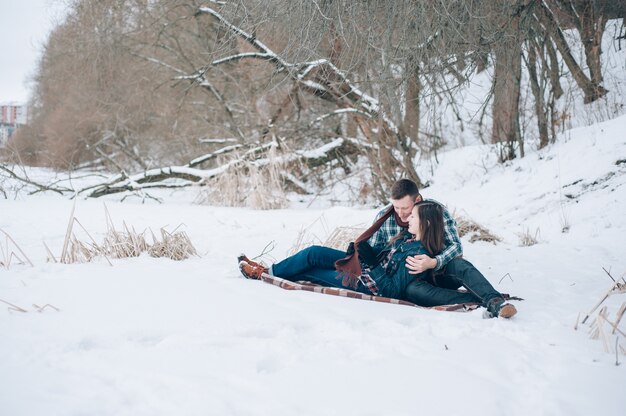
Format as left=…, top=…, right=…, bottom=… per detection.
left=4, top=0, right=625, bottom=203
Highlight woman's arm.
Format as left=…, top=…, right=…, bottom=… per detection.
left=370, top=244, right=428, bottom=299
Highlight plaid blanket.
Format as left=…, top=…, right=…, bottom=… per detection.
left=259, top=272, right=483, bottom=312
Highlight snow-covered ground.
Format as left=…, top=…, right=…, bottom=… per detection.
left=1, top=115, right=625, bottom=415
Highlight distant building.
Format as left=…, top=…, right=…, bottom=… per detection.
left=0, top=102, right=29, bottom=146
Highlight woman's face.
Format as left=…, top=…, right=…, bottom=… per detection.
left=407, top=205, right=421, bottom=238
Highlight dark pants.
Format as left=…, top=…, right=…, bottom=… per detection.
left=403, top=258, right=502, bottom=307
left=271, top=245, right=370, bottom=293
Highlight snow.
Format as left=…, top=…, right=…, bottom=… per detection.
left=1, top=113, right=625, bottom=415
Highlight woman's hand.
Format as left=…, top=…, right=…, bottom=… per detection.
left=406, top=254, right=436, bottom=274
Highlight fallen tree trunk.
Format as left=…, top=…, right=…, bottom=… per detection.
left=78, top=138, right=360, bottom=198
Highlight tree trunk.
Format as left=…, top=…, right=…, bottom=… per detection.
left=527, top=41, right=549, bottom=149
left=403, top=66, right=420, bottom=156
left=491, top=14, right=523, bottom=161
left=544, top=39, right=564, bottom=99
left=578, top=2, right=607, bottom=89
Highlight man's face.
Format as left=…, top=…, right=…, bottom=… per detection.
left=391, top=195, right=418, bottom=222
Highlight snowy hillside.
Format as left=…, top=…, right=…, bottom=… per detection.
left=1, top=115, right=625, bottom=415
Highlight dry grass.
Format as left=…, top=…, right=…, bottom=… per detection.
left=102, top=222, right=150, bottom=259
left=284, top=215, right=348, bottom=257
left=60, top=209, right=112, bottom=265
left=454, top=214, right=501, bottom=244
left=58, top=205, right=198, bottom=264
left=195, top=145, right=290, bottom=209
left=284, top=220, right=365, bottom=260
left=577, top=270, right=626, bottom=360
left=148, top=228, right=198, bottom=261
left=517, top=227, right=541, bottom=247
left=323, top=226, right=366, bottom=250
left=285, top=227, right=323, bottom=257
left=0, top=298, right=60, bottom=313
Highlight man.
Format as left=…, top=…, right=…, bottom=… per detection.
left=368, top=179, right=462, bottom=273
left=368, top=179, right=517, bottom=319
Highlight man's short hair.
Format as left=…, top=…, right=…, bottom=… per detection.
left=391, top=179, right=420, bottom=200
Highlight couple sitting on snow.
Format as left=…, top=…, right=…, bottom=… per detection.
left=238, top=179, right=517, bottom=319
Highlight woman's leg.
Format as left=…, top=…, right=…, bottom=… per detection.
left=271, top=245, right=346, bottom=279
left=404, top=279, right=481, bottom=306
left=435, top=258, right=502, bottom=305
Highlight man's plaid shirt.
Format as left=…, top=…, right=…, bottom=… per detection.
left=367, top=198, right=463, bottom=271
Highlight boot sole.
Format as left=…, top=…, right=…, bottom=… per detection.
left=498, top=303, right=517, bottom=319
left=238, top=261, right=264, bottom=280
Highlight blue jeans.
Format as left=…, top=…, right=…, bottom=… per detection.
left=271, top=245, right=370, bottom=293
left=404, top=258, right=502, bottom=307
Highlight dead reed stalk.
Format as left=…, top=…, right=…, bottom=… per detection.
left=0, top=298, right=28, bottom=313
left=0, top=228, right=34, bottom=269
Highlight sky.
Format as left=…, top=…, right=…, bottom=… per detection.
left=0, top=0, right=68, bottom=104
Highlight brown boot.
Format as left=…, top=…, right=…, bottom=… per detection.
left=237, top=253, right=265, bottom=269
left=239, top=260, right=268, bottom=280
left=486, top=297, right=518, bottom=319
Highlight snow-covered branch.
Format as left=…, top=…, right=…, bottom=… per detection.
left=195, top=7, right=291, bottom=70
left=212, top=52, right=275, bottom=66
left=187, top=144, right=244, bottom=168
left=310, top=108, right=372, bottom=126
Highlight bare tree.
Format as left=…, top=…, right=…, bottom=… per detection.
left=9, top=0, right=624, bottom=203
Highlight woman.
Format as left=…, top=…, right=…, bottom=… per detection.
left=239, top=201, right=443, bottom=300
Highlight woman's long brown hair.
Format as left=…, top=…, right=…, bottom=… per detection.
left=414, top=201, right=445, bottom=256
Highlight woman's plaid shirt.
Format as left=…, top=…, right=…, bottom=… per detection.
left=367, top=198, right=463, bottom=271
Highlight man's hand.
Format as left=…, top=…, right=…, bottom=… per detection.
left=406, top=254, right=437, bottom=274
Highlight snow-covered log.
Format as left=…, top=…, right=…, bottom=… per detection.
left=78, top=139, right=359, bottom=198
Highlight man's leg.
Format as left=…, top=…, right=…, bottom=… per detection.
left=435, top=258, right=502, bottom=306
left=270, top=245, right=345, bottom=279
left=296, top=268, right=369, bottom=293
